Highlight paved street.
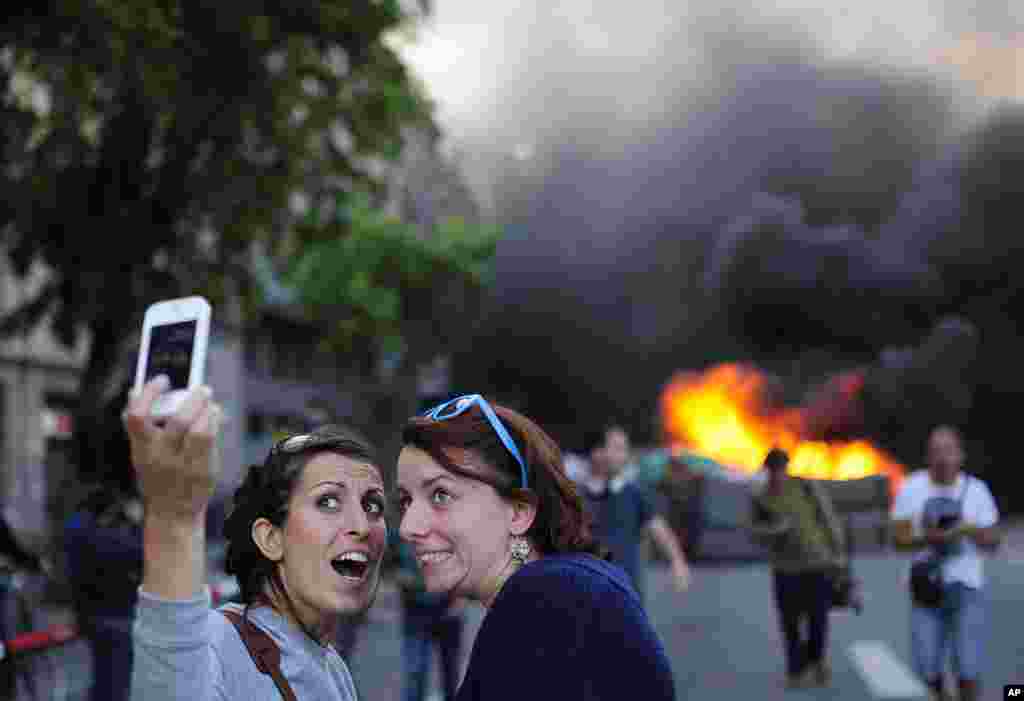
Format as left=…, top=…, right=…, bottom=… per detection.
left=343, top=533, right=1024, bottom=701
left=18, top=527, right=1024, bottom=700
left=644, top=551, right=1023, bottom=700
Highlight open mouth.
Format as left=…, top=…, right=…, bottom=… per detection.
left=331, top=553, right=370, bottom=580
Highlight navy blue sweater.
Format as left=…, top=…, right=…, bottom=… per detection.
left=457, top=553, right=676, bottom=700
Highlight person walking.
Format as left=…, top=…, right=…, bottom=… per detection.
left=64, top=483, right=144, bottom=701
left=580, top=424, right=691, bottom=601
left=890, top=426, right=1001, bottom=701
left=63, top=380, right=145, bottom=701
left=748, top=448, right=846, bottom=688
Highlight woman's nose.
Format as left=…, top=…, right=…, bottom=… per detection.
left=399, top=500, right=429, bottom=540
left=345, top=501, right=371, bottom=537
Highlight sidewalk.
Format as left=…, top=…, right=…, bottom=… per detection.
left=999, top=516, right=1024, bottom=560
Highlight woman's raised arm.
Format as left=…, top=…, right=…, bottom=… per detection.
left=122, top=375, right=223, bottom=600
left=124, top=376, right=227, bottom=701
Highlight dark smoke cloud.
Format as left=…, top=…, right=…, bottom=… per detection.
left=860, top=316, right=979, bottom=453
left=398, top=2, right=1024, bottom=507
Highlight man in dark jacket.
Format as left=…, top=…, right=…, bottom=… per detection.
left=392, top=528, right=465, bottom=701
left=64, top=483, right=143, bottom=701
left=580, top=424, right=691, bottom=603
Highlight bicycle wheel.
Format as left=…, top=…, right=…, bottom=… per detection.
left=1, top=569, right=21, bottom=699
left=2, top=569, right=61, bottom=701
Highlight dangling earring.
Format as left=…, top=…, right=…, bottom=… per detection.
left=510, top=535, right=531, bottom=565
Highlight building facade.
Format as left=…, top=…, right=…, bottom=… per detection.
left=0, top=256, right=250, bottom=548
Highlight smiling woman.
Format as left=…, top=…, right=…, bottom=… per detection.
left=396, top=394, right=677, bottom=701
left=123, top=376, right=386, bottom=701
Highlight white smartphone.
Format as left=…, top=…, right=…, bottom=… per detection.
left=134, top=296, right=212, bottom=418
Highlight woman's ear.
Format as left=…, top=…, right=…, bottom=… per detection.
left=252, top=517, right=284, bottom=562
left=509, top=491, right=539, bottom=537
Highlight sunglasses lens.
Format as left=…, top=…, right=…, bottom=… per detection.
left=431, top=395, right=476, bottom=420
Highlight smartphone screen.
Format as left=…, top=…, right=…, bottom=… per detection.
left=145, top=320, right=197, bottom=389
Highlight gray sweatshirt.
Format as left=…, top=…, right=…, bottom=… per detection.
left=132, top=587, right=359, bottom=700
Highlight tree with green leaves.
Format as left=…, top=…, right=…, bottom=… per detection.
left=289, top=189, right=498, bottom=357
left=0, top=1, right=496, bottom=487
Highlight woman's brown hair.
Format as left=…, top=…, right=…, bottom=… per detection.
left=402, top=400, right=608, bottom=559
left=223, top=424, right=380, bottom=644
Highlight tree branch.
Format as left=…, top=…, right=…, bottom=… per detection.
left=0, top=279, right=60, bottom=337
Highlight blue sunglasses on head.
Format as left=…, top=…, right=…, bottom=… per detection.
left=422, top=394, right=530, bottom=489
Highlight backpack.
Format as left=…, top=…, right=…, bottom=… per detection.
left=798, top=479, right=860, bottom=613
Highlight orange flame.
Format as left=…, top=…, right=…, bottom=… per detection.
left=660, top=363, right=904, bottom=492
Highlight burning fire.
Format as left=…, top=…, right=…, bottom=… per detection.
left=660, top=363, right=904, bottom=490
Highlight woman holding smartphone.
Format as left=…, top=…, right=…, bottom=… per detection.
left=124, top=376, right=386, bottom=700
left=396, top=394, right=676, bottom=700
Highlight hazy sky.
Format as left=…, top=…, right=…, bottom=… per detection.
left=387, top=3, right=1023, bottom=502
left=396, top=0, right=1021, bottom=192
left=388, top=0, right=1021, bottom=355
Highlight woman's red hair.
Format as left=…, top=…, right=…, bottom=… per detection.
left=402, top=401, right=608, bottom=559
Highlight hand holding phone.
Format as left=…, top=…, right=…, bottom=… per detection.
left=134, top=296, right=212, bottom=418
left=924, top=526, right=958, bottom=547
left=123, top=377, right=223, bottom=521
left=122, top=376, right=223, bottom=600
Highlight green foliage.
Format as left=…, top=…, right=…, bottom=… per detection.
left=286, top=190, right=500, bottom=352
left=1, top=1, right=431, bottom=340
left=0, top=1, right=452, bottom=475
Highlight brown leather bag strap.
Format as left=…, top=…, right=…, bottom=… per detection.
left=221, top=609, right=299, bottom=701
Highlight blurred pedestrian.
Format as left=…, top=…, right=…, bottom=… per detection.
left=663, top=453, right=706, bottom=561
left=0, top=507, right=47, bottom=696
left=333, top=610, right=365, bottom=660
left=890, top=426, right=1001, bottom=701
left=64, top=482, right=144, bottom=701
left=562, top=452, right=590, bottom=484
left=63, top=380, right=145, bottom=701
left=397, top=394, right=676, bottom=700
left=747, top=448, right=846, bottom=689
left=387, top=394, right=467, bottom=701
left=391, top=529, right=464, bottom=701
left=126, top=377, right=386, bottom=700
left=580, top=425, right=691, bottom=602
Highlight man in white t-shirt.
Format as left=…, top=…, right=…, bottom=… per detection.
left=890, top=426, right=1002, bottom=701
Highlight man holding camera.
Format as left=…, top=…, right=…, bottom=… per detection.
left=890, top=426, right=1002, bottom=701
